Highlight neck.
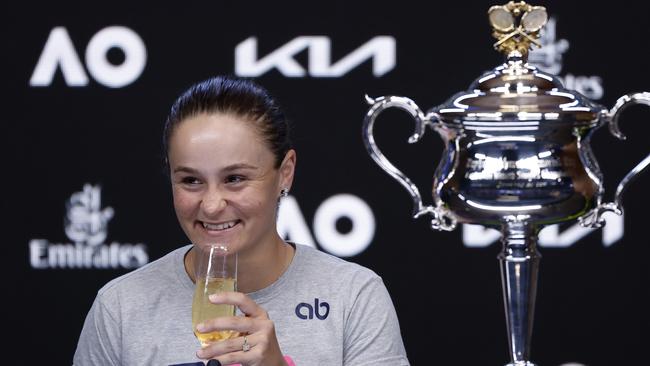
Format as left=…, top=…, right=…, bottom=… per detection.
left=184, top=235, right=295, bottom=293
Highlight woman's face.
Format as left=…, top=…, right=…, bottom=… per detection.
left=168, top=113, right=295, bottom=254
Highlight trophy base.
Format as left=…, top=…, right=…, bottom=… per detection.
left=505, top=362, right=536, bottom=366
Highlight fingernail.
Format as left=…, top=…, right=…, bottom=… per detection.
left=208, top=294, right=220, bottom=302
left=207, top=360, right=222, bottom=366
left=196, top=323, right=206, bottom=332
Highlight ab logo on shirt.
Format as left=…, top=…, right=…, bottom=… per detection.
left=295, top=298, right=330, bottom=320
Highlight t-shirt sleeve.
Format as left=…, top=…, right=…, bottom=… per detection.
left=343, top=275, right=410, bottom=366
left=73, top=293, right=121, bottom=366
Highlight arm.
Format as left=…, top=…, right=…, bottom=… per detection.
left=343, top=276, right=410, bottom=366
left=73, top=297, right=121, bottom=366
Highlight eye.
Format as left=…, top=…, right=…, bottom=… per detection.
left=225, top=175, right=246, bottom=184
left=180, top=176, right=201, bottom=185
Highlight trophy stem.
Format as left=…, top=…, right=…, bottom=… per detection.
left=498, top=221, right=541, bottom=366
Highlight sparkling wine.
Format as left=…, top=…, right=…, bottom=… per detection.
left=192, top=277, right=238, bottom=346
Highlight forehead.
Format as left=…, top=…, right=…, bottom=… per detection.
left=168, top=112, right=272, bottom=167
left=175, top=112, right=263, bottom=139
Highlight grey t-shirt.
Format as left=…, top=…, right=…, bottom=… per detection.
left=74, top=243, right=410, bottom=365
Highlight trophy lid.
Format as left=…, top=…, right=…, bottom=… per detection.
left=434, top=2, right=604, bottom=125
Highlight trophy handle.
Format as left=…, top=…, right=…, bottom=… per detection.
left=362, top=95, right=456, bottom=231
left=580, top=92, right=650, bottom=228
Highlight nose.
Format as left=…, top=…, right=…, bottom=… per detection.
left=201, top=187, right=227, bottom=215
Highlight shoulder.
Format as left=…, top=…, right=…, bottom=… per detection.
left=293, top=244, right=384, bottom=290
left=295, top=244, right=378, bottom=275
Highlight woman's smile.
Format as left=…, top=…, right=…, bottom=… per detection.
left=201, top=220, right=240, bottom=231
left=196, top=219, right=242, bottom=240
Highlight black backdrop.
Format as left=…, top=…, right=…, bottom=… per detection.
left=5, top=1, right=650, bottom=365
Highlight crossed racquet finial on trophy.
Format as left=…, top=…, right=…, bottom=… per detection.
left=488, top=1, right=548, bottom=59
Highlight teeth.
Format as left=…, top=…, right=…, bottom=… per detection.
left=203, top=221, right=237, bottom=230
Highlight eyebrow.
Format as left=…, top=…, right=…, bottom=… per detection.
left=172, top=163, right=258, bottom=174
left=173, top=166, right=198, bottom=174
left=223, top=163, right=259, bottom=172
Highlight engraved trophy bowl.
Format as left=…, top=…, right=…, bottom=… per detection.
left=362, top=2, right=650, bottom=365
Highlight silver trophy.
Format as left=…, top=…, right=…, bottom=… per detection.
left=362, top=2, right=650, bottom=366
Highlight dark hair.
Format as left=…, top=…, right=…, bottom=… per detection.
left=163, top=76, right=292, bottom=172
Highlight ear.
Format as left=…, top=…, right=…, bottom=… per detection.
left=278, top=149, right=297, bottom=192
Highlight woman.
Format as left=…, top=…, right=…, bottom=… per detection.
left=74, top=76, right=410, bottom=366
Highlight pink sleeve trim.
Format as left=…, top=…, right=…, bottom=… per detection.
left=229, top=355, right=294, bottom=366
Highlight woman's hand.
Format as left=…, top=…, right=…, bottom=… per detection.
left=195, top=292, right=288, bottom=366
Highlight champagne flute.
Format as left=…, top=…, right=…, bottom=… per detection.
left=192, top=244, right=239, bottom=347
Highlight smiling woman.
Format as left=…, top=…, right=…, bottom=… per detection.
left=170, top=112, right=297, bottom=295
left=73, top=76, right=410, bottom=366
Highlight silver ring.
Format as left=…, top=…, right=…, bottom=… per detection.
left=242, top=336, right=251, bottom=352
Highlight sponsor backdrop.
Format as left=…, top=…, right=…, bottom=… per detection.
left=5, top=1, right=649, bottom=365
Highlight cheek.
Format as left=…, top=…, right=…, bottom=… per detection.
left=172, top=188, right=197, bottom=218
left=234, top=190, right=276, bottom=217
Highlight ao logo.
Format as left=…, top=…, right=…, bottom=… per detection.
left=30, top=26, right=146, bottom=88
left=235, top=36, right=395, bottom=77
left=463, top=213, right=624, bottom=247
left=277, top=194, right=375, bottom=257
left=277, top=193, right=620, bottom=254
